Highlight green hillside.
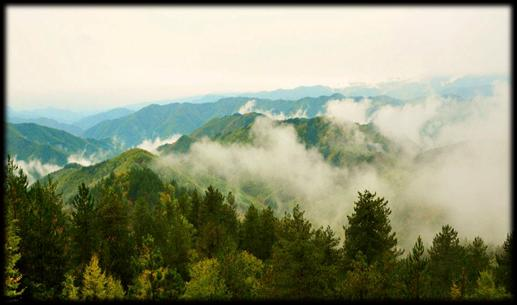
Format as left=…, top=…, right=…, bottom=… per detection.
left=158, top=112, right=400, bottom=169
left=6, top=123, right=116, bottom=166
left=44, top=148, right=156, bottom=201
left=83, top=94, right=402, bottom=148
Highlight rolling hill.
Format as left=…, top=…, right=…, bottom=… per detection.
left=83, top=94, right=402, bottom=149
left=6, top=123, right=118, bottom=166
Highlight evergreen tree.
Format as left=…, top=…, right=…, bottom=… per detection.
left=182, top=258, right=231, bottom=300
left=463, top=236, right=490, bottom=296
left=129, top=234, right=185, bottom=300
left=256, top=206, right=278, bottom=260
left=239, top=204, right=261, bottom=256
left=196, top=186, right=238, bottom=258
left=153, top=188, right=194, bottom=278
left=70, top=183, right=99, bottom=270
left=4, top=207, right=25, bottom=297
left=60, top=272, right=79, bottom=300
left=427, top=225, right=465, bottom=299
left=343, top=190, right=399, bottom=265
left=95, top=181, right=134, bottom=286
left=495, top=232, right=513, bottom=295
left=470, top=271, right=510, bottom=300
left=218, top=250, right=265, bottom=299
left=269, top=205, right=336, bottom=298
left=81, top=255, right=108, bottom=300
left=18, top=179, right=68, bottom=298
left=402, top=236, right=430, bottom=299
left=337, top=251, right=383, bottom=299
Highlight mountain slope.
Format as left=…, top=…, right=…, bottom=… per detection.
left=83, top=94, right=401, bottom=149
left=74, top=107, right=134, bottom=130
left=44, top=148, right=156, bottom=201
left=6, top=123, right=116, bottom=166
left=7, top=116, right=84, bottom=136
left=158, top=112, right=400, bottom=169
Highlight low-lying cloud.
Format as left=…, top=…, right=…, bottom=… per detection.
left=12, top=156, right=62, bottom=184
left=137, top=134, right=182, bottom=154
left=154, top=82, right=510, bottom=249
left=238, top=99, right=308, bottom=120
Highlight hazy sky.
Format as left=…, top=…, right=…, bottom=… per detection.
left=7, top=6, right=510, bottom=110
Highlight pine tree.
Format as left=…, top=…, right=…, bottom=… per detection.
left=257, top=206, right=278, bottom=260
left=463, top=236, right=490, bottom=296
left=182, top=258, right=231, bottom=300
left=343, top=190, right=399, bottom=265
left=154, top=188, right=194, bottom=278
left=95, top=181, right=134, bottom=286
left=495, top=232, right=512, bottom=295
left=18, top=179, right=68, bottom=298
left=4, top=208, right=25, bottom=297
left=427, top=225, right=465, bottom=299
left=239, top=204, right=261, bottom=256
left=105, top=276, right=125, bottom=300
left=470, top=271, right=510, bottom=300
left=338, top=251, right=383, bottom=300
left=60, top=272, right=79, bottom=300
left=70, top=183, right=99, bottom=270
left=403, top=236, right=429, bottom=299
left=81, top=255, right=108, bottom=300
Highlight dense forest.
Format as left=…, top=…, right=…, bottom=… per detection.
left=4, top=156, right=513, bottom=301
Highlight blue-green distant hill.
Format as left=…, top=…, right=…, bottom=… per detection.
left=83, top=94, right=401, bottom=148
left=6, top=123, right=117, bottom=166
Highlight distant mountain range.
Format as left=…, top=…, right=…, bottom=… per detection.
left=44, top=112, right=403, bottom=204
left=6, top=122, right=118, bottom=166
left=82, top=94, right=402, bottom=149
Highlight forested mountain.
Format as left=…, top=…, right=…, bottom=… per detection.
left=158, top=112, right=401, bottom=169
left=7, top=117, right=84, bottom=136
left=45, top=113, right=403, bottom=205
left=44, top=148, right=155, bottom=202
left=83, top=94, right=402, bottom=148
left=5, top=158, right=512, bottom=301
left=6, top=123, right=117, bottom=166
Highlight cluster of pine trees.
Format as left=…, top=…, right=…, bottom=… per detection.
left=3, top=157, right=513, bottom=300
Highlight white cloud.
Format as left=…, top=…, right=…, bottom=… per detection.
left=238, top=99, right=308, bottom=120
left=155, top=82, right=510, bottom=248
left=137, top=134, right=182, bottom=154
left=323, top=98, right=372, bottom=124
left=11, top=156, right=62, bottom=184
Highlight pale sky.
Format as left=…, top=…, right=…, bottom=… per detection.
left=7, top=6, right=510, bottom=110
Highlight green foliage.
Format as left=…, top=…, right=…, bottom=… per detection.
left=60, top=272, right=79, bottom=300
left=463, top=236, right=490, bottom=296
left=401, top=236, right=430, bottom=299
left=218, top=250, right=265, bottom=299
left=129, top=235, right=185, bottom=300
left=269, top=205, right=339, bottom=298
left=16, top=178, right=68, bottom=298
left=80, top=254, right=126, bottom=300
left=44, top=148, right=156, bottom=202
left=4, top=208, right=25, bottom=297
left=70, top=183, right=99, bottom=270
left=427, top=225, right=465, bottom=298
left=153, top=187, right=194, bottom=277
left=337, top=252, right=384, bottom=300
left=196, top=186, right=239, bottom=258
left=182, top=258, right=231, bottom=300
left=495, top=232, right=513, bottom=294
left=5, top=159, right=513, bottom=300
left=469, top=271, right=510, bottom=299
left=95, top=180, right=134, bottom=286
left=343, top=190, right=400, bottom=265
